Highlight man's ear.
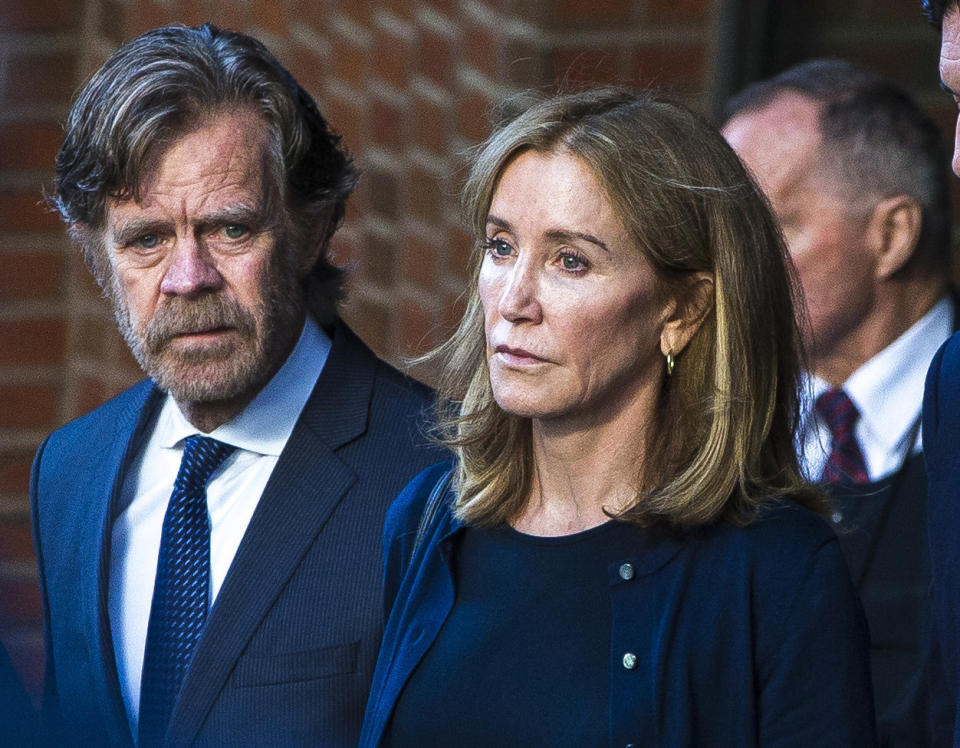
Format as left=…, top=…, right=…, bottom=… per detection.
left=660, top=272, right=714, bottom=359
left=867, top=194, right=923, bottom=280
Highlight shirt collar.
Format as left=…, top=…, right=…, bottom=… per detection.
left=154, top=315, right=332, bottom=455
left=804, top=296, right=953, bottom=455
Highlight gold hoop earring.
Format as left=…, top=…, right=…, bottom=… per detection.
left=665, top=352, right=675, bottom=377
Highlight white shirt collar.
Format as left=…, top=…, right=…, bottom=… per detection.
left=154, top=316, right=332, bottom=455
left=801, top=295, right=953, bottom=479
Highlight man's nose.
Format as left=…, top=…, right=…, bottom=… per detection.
left=159, top=236, right=224, bottom=296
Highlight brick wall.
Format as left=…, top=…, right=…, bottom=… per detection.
left=0, top=0, right=947, bottom=702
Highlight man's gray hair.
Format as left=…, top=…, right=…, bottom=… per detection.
left=51, top=23, right=358, bottom=324
left=725, top=59, right=952, bottom=278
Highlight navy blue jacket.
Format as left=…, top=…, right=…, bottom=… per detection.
left=361, top=463, right=877, bottom=747
left=31, top=322, right=442, bottom=747
left=923, top=330, right=960, bottom=746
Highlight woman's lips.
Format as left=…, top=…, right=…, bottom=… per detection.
left=494, top=344, right=549, bottom=366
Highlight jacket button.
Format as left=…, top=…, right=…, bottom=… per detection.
left=831, top=511, right=843, bottom=524
left=618, top=563, right=635, bottom=580
left=622, top=652, right=637, bottom=670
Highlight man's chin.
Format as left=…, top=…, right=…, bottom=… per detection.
left=148, top=355, right=266, bottom=406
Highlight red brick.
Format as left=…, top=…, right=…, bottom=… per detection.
left=0, top=0, right=79, bottom=32
left=0, top=319, right=67, bottom=366
left=289, top=46, right=330, bottom=107
left=400, top=233, right=439, bottom=288
left=457, top=92, right=494, bottom=144
left=0, top=452, right=35, bottom=496
left=0, top=385, right=58, bottom=429
left=73, top=375, right=106, bottom=417
left=208, top=4, right=250, bottom=32
left=553, top=48, right=624, bottom=87
left=169, top=0, right=213, bottom=27
left=336, top=0, right=373, bottom=26
left=414, top=97, right=449, bottom=154
left=331, top=36, right=370, bottom=90
left=417, top=29, right=452, bottom=86
left=98, top=0, right=131, bottom=46
left=368, top=169, right=399, bottom=220
left=441, top=289, right=468, bottom=337
left=396, top=300, right=436, bottom=355
left=343, top=298, right=391, bottom=357
left=406, top=168, right=443, bottom=224
left=128, top=1, right=176, bottom=36
left=0, top=123, right=64, bottom=172
left=0, top=519, right=37, bottom=565
left=447, top=226, right=476, bottom=281
left=371, top=99, right=404, bottom=151
left=633, top=42, right=706, bottom=90
left=551, top=0, right=633, bottom=25
left=0, top=191, right=61, bottom=233
left=327, top=233, right=362, bottom=273
left=645, top=0, right=712, bottom=23
left=465, top=24, right=502, bottom=80
left=355, top=233, right=396, bottom=287
left=0, top=252, right=63, bottom=299
left=5, top=52, right=78, bottom=107
left=374, top=30, right=409, bottom=89
left=253, top=0, right=287, bottom=34
left=0, top=581, right=42, bottom=626
left=504, top=39, right=549, bottom=88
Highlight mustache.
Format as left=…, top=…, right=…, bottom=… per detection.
left=144, top=294, right=257, bottom=353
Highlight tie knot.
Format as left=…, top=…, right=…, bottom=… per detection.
left=178, top=435, right=235, bottom=489
left=814, top=388, right=860, bottom=441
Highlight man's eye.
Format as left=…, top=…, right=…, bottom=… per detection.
left=135, top=234, right=160, bottom=249
left=223, top=224, right=248, bottom=239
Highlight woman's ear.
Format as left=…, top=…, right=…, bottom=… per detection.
left=660, top=272, right=714, bottom=358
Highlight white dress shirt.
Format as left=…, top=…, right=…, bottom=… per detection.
left=108, top=317, right=331, bottom=736
left=799, top=296, right=953, bottom=483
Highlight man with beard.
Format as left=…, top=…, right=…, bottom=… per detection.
left=31, top=24, right=441, bottom=747
left=723, top=60, right=954, bottom=745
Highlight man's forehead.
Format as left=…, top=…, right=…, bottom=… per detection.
left=724, top=92, right=824, bottom=197
left=941, top=10, right=960, bottom=85
left=109, top=111, right=272, bottom=216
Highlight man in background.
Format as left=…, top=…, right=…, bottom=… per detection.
left=32, top=24, right=439, bottom=747
left=724, top=59, right=954, bottom=745
left=922, top=1, right=960, bottom=744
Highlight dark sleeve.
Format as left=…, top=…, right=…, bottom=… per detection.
left=381, top=462, right=453, bottom=621
left=0, top=637, right=39, bottom=746
left=29, top=436, right=62, bottom=746
left=758, top=537, right=877, bottom=747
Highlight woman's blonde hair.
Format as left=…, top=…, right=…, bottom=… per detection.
left=427, top=87, right=825, bottom=529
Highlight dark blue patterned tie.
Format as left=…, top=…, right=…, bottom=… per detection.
left=815, top=388, right=869, bottom=485
left=138, top=436, right=235, bottom=747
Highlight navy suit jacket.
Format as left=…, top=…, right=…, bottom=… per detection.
left=30, top=321, right=442, bottom=747
left=923, top=330, right=960, bottom=746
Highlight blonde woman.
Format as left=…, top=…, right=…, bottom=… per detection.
left=361, top=89, right=875, bottom=746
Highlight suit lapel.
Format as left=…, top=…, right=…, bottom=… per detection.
left=82, top=381, right=163, bottom=745
left=169, top=322, right=378, bottom=744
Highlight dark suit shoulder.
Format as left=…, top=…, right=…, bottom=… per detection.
left=45, top=378, right=156, bottom=448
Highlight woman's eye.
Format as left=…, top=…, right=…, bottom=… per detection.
left=223, top=224, right=248, bottom=239
left=485, top=238, right=513, bottom=257
left=560, top=253, right=587, bottom=271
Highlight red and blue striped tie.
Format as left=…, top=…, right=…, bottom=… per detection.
left=815, top=388, right=869, bottom=485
